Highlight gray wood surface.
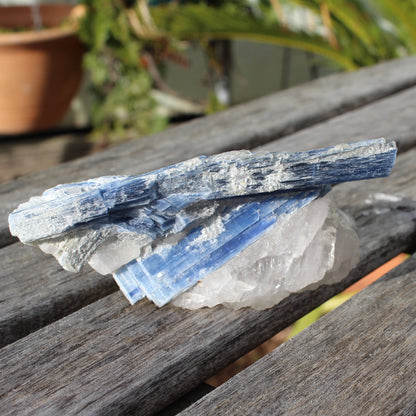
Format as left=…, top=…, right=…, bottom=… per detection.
left=1, top=149, right=415, bottom=415
left=260, top=84, right=416, bottom=154
left=2, top=81, right=416, bottom=347
left=2, top=56, right=416, bottom=247
left=0, top=243, right=116, bottom=348
left=181, top=254, right=416, bottom=416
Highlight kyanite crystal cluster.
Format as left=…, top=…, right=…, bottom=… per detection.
left=9, top=138, right=397, bottom=309
left=173, top=197, right=360, bottom=310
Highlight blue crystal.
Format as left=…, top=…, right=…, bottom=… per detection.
left=8, top=138, right=397, bottom=306
left=9, top=138, right=397, bottom=244
left=114, top=190, right=324, bottom=305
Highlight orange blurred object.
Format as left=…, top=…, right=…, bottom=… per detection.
left=0, top=5, right=84, bottom=134
left=343, top=253, right=409, bottom=293
left=207, top=253, right=409, bottom=387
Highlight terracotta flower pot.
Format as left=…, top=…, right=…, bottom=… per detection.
left=0, top=5, right=84, bottom=134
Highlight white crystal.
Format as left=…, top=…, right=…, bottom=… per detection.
left=172, top=196, right=360, bottom=310
left=9, top=139, right=393, bottom=308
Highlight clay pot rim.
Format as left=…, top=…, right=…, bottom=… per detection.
left=0, top=26, right=78, bottom=46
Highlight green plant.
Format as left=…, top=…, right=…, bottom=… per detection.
left=79, top=0, right=416, bottom=141
left=152, top=0, right=416, bottom=71
left=78, top=0, right=170, bottom=142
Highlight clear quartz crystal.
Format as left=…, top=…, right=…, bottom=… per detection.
left=172, top=196, right=360, bottom=310
left=8, top=139, right=394, bottom=308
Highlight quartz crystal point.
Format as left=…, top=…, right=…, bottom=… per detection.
left=8, top=138, right=397, bottom=309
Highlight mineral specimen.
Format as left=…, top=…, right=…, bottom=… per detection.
left=172, top=196, right=360, bottom=310
left=8, top=138, right=397, bottom=309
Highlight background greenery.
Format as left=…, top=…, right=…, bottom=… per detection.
left=78, top=0, right=416, bottom=141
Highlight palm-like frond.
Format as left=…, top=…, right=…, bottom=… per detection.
left=270, top=0, right=404, bottom=65
left=151, top=3, right=359, bottom=70
left=151, top=0, right=416, bottom=70
left=372, top=0, right=416, bottom=53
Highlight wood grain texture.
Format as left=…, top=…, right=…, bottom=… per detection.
left=181, top=254, right=416, bottom=416
left=0, top=158, right=415, bottom=415
left=0, top=243, right=117, bottom=348
left=0, top=132, right=91, bottom=183
left=2, top=56, right=416, bottom=247
left=2, top=85, right=416, bottom=347
left=259, top=85, right=416, bottom=154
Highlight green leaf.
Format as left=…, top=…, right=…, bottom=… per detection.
left=289, top=293, right=354, bottom=338
left=152, top=3, right=358, bottom=70
left=372, top=0, right=416, bottom=53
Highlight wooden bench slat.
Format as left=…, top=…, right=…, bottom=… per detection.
left=181, top=254, right=416, bottom=416
left=260, top=84, right=416, bottom=154
left=2, top=56, right=416, bottom=247
left=0, top=243, right=116, bottom=348
left=2, top=84, right=416, bottom=345
left=1, top=150, right=415, bottom=415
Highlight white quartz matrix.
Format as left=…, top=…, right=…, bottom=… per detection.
left=173, top=196, right=360, bottom=310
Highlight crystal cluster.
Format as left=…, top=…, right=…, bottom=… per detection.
left=173, top=196, right=359, bottom=310
left=9, top=138, right=396, bottom=309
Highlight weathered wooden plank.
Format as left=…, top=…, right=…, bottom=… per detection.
left=181, top=254, right=416, bottom=416
left=2, top=86, right=416, bottom=347
left=0, top=154, right=415, bottom=415
left=0, top=132, right=91, bottom=183
left=2, top=56, right=416, bottom=247
left=260, top=84, right=416, bottom=154
left=0, top=243, right=116, bottom=348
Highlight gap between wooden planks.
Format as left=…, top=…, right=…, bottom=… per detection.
left=206, top=253, right=409, bottom=388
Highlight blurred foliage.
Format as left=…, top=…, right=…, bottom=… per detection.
left=152, top=0, right=416, bottom=70
left=78, top=0, right=170, bottom=142
left=289, top=293, right=354, bottom=338
left=78, top=0, right=416, bottom=141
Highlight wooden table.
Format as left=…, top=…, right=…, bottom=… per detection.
left=1, top=57, right=416, bottom=415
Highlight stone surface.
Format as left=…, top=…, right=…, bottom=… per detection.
left=8, top=138, right=396, bottom=308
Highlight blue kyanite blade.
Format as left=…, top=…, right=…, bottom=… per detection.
left=8, top=138, right=398, bottom=307
left=112, top=265, right=145, bottom=304
left=9, top=138, right=397, bottom=244
left=113, top=189, right=323, bottom=306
